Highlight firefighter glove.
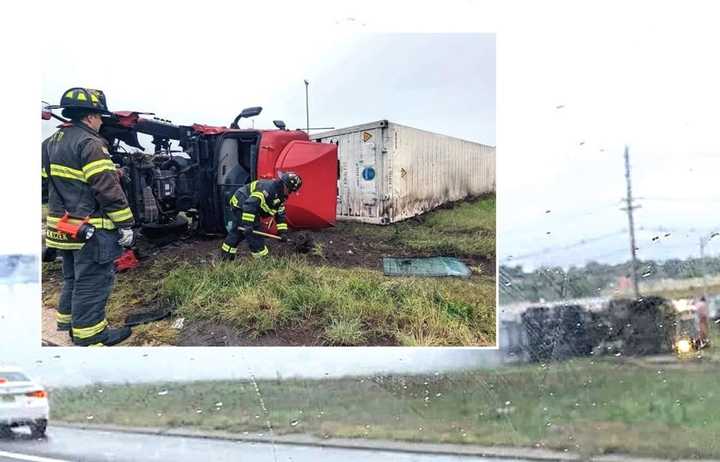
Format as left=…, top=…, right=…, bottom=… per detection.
left=118, top=228, right=135, bottom=247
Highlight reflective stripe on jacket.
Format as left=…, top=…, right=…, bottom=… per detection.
left=229, top=179, right=288, bottom=229
left=42, top=122, right=134, bottom=249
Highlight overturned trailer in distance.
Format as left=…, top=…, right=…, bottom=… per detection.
left=312, top=120, right=495, bottom=224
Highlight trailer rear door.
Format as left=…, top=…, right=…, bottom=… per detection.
left=275, top=141, right=338, bottom=229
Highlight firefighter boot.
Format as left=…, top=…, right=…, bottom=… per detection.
left=75, top=326, right=132, bottom=347
left=220, top=250, right=236, bottom=261
left=103, top=326, right=132, bottom=346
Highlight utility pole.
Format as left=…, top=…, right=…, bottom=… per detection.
left=304, top=79, right=310, bottom=135
left=622, top=145, right=641, bottom=298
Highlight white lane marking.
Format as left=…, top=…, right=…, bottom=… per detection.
left=0, top=450, right=74, bottom=462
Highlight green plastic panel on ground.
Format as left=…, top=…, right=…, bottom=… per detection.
left=382, top=257, right=471, bottom=278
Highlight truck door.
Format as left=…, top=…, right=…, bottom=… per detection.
left=275, top=140, right=338, bottom=229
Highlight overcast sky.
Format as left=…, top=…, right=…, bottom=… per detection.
left=41, top=34, right=495, bottom=148
left=497, top=3, right=720, bottom=270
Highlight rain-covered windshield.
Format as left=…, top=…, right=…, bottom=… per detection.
left=2, top=2, right=720, bottom=462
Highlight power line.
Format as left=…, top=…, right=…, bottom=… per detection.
left=638, top=197, right=720, bottom=204
left=502, top=229, right=627, bottom=262
left=501, top=202, right=623, bottom=237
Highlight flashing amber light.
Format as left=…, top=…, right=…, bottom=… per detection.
left=676, top=339, right=692, bottom=354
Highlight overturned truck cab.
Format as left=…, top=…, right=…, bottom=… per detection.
left=97, top=108, right=338, bottom=238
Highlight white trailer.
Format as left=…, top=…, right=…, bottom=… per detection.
left=311, top=120, right=495, bottom=224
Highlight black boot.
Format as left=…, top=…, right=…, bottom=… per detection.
left=220, top=251, right=236, bottom=261
left=74, top=326, right=132, bottom=347
left=102, top=326, right=132, bottom=346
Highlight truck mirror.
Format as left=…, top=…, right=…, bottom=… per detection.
left=273, top=120, right=286, bottom=130
left=240, top=106, right=262, bottom=118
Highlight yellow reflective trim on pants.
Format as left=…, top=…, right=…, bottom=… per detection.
left=41, top=168, right=48, bottom=178
left=83, top=159, right=116, bottom=180
left=106, top=207, right=133, bottom=222
left=50, top=164, right=86, bottom=182
left=276, top=223, right=288, bottom=231
left=251, top=246, right=269, bottom=258
left=45, top=239, right=84, bottom=250
left=87, top=343, right=105, bottom=347
left=72, top=320, right=108, bottom=339
left=229, top=195, right=239, bottom=207
left=56, top=312, right=72, bottom=323
left=221, top=243, right=237, bottom=254
left=241, top=213, right=256, bottom=222
left=47, top=216, right=116, bottom=231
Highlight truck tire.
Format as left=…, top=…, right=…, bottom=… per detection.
left=141, top=215, right=189, bottom=240
left=30, top=419, right=47, bottom=438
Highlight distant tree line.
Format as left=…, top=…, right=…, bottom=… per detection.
left=499, top=255, right=720, bottom=303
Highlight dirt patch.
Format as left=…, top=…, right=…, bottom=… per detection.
left=177, top=320, right=324, bottom=346
left=41, top=306, right=72, bottom=347
left=273, top=226, right=494, bottom=275
left=177, top=319, right=400, bottom=347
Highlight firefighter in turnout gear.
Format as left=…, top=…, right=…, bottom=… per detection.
left=221, top=172, right=303, bottom=259
left=42, top=87, right=134, bottom=346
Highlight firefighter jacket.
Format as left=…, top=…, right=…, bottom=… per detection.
left=229, top=179, right=288, bottom=232
left=42, top=122, right=134, bottom=250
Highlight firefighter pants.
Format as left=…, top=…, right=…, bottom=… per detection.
left=57, top=230, right=123, bottom=345
left=221, top=208, right=268, bottom=258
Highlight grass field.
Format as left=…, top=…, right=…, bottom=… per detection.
left=163, top=257, right=495, bottom=346
left=42, top=195, right=496, bottom=346
left=51, top=348, right=720, bottom=459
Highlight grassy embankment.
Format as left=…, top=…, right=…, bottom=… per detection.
left=340, top=195, right=496, bottom=259
left=42, top=195, right=496, bottom=346
left=51, top=344, right=720, bottom=459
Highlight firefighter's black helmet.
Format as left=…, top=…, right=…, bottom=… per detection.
left=279, top=171, right=302, bottom=193
left=58, top=87, right=113, bottom=118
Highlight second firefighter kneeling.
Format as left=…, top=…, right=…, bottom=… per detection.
left=221, top=172, right=302, bottom=259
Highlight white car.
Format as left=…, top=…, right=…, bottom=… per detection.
left=0, top=367, right=49, bottom=438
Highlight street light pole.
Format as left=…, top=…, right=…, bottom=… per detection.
left=304, top=79, right=310, bottom=135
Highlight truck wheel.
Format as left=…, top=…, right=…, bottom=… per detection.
left=141, top=215, right=189, bottom=240
left=30, top=419, right=47, bottom=438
